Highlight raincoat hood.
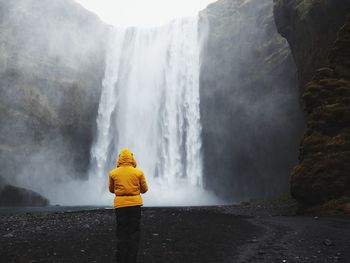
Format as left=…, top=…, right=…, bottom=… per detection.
left=116, top=148, right=137, bottom=168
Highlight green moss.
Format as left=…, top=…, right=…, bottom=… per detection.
left=296, top=0, right=324, bottom=20
left=305, top=81, right=322, bottom=92
left=322, top=196, right=350, bottom=213
left=304, top=131, right=328, bottom=146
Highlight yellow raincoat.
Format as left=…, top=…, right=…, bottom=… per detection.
left=108, top=148, right=148, bottom=208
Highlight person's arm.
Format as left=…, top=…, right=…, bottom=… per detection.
left=108, top=174, right=115, bottom=194
left=140, top=172, right=148, bottom=194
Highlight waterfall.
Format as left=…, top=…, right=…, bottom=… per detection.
left=89, top=17, right=218, bottom=206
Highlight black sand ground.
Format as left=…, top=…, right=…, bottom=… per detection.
left=0, top=206, right=349, bottom=263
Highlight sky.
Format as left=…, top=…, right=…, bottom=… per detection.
left=73, top=0, right=216, bottom=27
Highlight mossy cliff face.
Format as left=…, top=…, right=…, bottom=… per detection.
left=274, top=0, right=350, bottom=210
left=199, top=0, right=303, bottom=201
left=274, top=0, right=350, bottom=87
left=0, top=0, right=107, bottom=189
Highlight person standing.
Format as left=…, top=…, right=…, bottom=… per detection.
left=109, top=148, right=148, bottom=263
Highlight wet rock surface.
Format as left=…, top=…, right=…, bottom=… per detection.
left=0, top=206, right=349, bottom=263
left=274, top=0, right=350, bottom=210
left=273, top=0, right=350, bottom=86
left=0, top=184, right=49, bottom=207
left=290, top=16, right=350, bottom=209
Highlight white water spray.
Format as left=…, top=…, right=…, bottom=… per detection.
left=89, top=17, right=219, bottom=206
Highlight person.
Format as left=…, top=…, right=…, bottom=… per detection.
left=108, top=148, right=148, bottom=263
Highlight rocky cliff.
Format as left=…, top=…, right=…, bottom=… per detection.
left=0, top=0, right=107, bottom=195
left=199, top=0, right=303, bottom=201
left=274, top=0, right=350, bottom=211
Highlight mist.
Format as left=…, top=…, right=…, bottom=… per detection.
left=0, top=0, right=222, bottom=206
left=0, top=0, right=106, bottom=204
left=0, top=0, right=303, bottom=206
left=73, top=0, right=217, bottom=27
left=1, top=1, right=349, bottom=262
left=87, top=16, right=225, bottom=207
left=200, top=0, right=303, bottom=201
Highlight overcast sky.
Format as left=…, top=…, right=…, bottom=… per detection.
left=73, top=0, right=216, bottom=27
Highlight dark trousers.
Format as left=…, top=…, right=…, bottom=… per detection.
left=115, top=206, right=141, bottom=263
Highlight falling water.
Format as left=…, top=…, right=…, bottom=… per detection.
left=89, top=17, right=218, bottom=206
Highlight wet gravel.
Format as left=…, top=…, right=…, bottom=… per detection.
left=0, top=206, right=349, bottom=263
left=217, top=204, right=350, bottom=263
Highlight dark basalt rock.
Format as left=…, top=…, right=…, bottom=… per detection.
left=273, top=0, right=350, bottom=87
left=0, top=184, right=49, bottom=207
left=291, top=17, right=350, bottom=207
left=274, top=0, right=350, bottom=210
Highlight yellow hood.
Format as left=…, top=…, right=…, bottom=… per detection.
left=116, top=148, right=137, bottom=168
